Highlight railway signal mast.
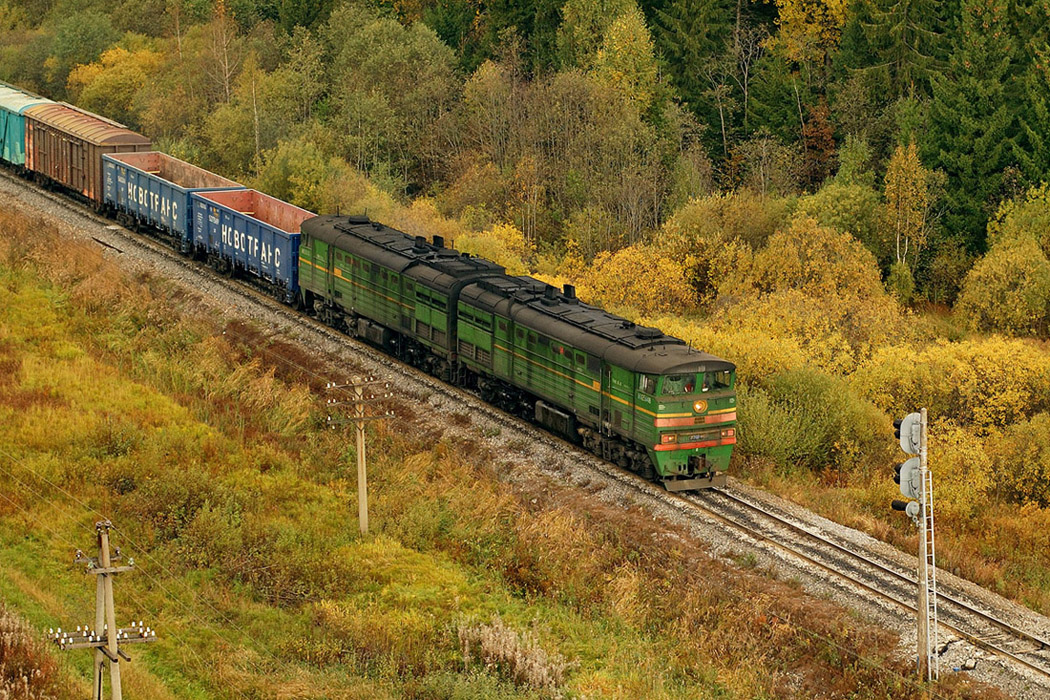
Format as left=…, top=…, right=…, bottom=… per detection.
left=326, top=377, right=394, bottom=535
left=892, top=410, right=939, bottom=681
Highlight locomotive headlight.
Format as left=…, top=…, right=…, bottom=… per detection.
left=693, top=399, right=708, bottom=414
left=661, top=434, right=677, bottom=444
left=720, top=428, right=735, bottom=438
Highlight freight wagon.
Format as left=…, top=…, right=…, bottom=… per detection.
left=24, top=103, right=151, bottom=205
left=103, top=152, right=243, bottom=253
left=191, top=189, right=314, bottom=304
left=0, top=84, right=52, bottom=169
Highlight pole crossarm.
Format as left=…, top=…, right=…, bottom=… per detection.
left=52, top=520, right=155, bottom=700
left=323, top=377, right=395, bottom=535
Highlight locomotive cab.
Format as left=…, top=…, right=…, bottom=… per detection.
left=647, top=367, right=737, bottom=490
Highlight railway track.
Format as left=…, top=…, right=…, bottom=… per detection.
left=682, top=488, right=1050, bottom=681
left=5, top=167, right=1050, bottom=693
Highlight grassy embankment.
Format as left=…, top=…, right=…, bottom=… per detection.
left=0, top=208, right=999, bottom=698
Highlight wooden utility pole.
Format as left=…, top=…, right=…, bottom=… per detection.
left=326, top=378, right=394, bottom=535
left=51, top=521, right=156, bottom=700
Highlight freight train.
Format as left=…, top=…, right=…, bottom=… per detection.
left=0, top=81, right=737, bottom=490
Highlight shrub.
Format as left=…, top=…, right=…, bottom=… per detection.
left=455, top=223, right=536, bottom=276
left=956, top=237, right=1050, bottom=336
left=987, top=182, right=1050, bottom=255
left=992, top=413, right=1050, bottom=507
left=738, top=368, right=886, bottom=473
left=661, top=190, right=795, bottom=253
left=751, top=215, right=885, bottom=300
left=885, top=262, right=915, bottom=305
left=796, top=181, right=885, bottom=265
left=852, top=337, right=1050, bottom=430
left=576, top=244, right=696, bottom=316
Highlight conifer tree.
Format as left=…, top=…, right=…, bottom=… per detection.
left=860, top=0, right=945, bottom=97
left=652, top=0, right=731, bottom=120
left=1014, top=45, right=1050, bottom=183
left=925, top=0, right=1015, bottom=251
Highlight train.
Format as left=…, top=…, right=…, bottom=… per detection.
left=0, top=81, right=737, bottom=491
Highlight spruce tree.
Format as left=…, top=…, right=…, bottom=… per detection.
left=925, top=0, right=1015, bottom=251
left=1014, top=46, right=1050, bottom=183
left=860, top=0, right=946, bottom=97
left=651, top=0, right=732, bottom=127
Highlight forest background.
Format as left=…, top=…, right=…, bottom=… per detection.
left=5, top=0, right=1050, bottom=615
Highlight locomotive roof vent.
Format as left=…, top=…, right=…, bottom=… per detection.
left=541, top=285, right=559, bottom=305
left=563, top=284, right=577, bottom=303
left=371, top=221, right=382, bottom=230
left=621, top=320, right=636, bottom=329
left=635, top=326, right=662, bottom=339
left=413, top=235, right=428, bottom=252
left=348, top=214, right=370, bottom=224
left=433, top=235, right=445, bottom=248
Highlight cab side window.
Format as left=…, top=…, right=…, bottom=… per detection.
left=640, top=375, right=656, bottom=394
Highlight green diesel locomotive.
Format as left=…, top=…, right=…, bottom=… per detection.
left=299, top=215, right=736, bottom=490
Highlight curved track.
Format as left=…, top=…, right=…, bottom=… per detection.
left=5, top=167, right=1050, bottom=691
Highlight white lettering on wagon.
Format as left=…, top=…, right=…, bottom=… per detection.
left=126, top=181, right=179, bottom=226
left=220, top=224, right=282, bottom=271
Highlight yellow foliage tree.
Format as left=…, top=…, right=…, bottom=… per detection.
left=576, top=243, right=696, bottom=316
left=454, top=223, right=536, bottom=276
left=853, top=336, right=1050, bottom=431
left=881, top=142, right=931, bottom=266
left=67, top=46, right=163, bottom=127
left=987, top=182, right=1050, bottom=256
left=767, top=0, right=850, bottom=66
left=593, top=5, right=660, bottom=110
left=956, top=237, right=1050, bottom=336
left=752, top=214, right=885, bottom=300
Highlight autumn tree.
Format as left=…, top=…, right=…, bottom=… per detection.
left=557, top=0, right=634, bottom=68
left=67, top=46, right=163, bottom=128
left=957, top=237, right=1050, bottom=335
left=881, top=142, right=933, bottom=266
left=752, top=214, right=885, bottom=299
left=592, top=5, right=661, bottom=111
left=768, top=0, right=850, bottom=71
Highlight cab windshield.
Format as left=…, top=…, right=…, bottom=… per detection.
left=659, top=370, right=733, bottom=395
left=661, top=374, right=697, bottom=395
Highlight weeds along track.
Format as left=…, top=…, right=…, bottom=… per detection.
left=5, top=168, right=1050, bottom=694
left=689, top=488, right=1050, bottom=682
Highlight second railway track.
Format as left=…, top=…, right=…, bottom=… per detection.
left=4, top=166, right=1050, bottom=695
